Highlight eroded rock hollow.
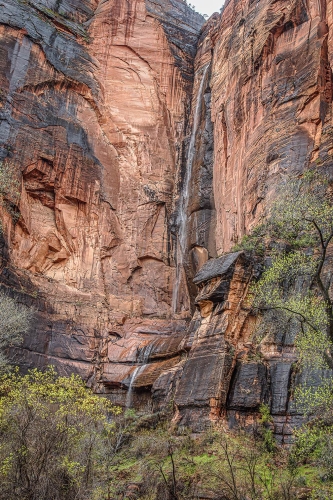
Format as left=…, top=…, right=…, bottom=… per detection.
left=0, top=0, right=333, bottom=442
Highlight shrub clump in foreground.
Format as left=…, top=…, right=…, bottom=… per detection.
left=0, top=367, right=333, bottom=499
left=0, top=367, right=122, bottom=500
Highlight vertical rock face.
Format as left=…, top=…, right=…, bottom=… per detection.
left=173, top=252, right=254, bottom=429
left=1, top=0, right=333, bottom=438
left=153, top=0, right=333, bottom=436
left=209, top=0, right=333, bottom=254
left=0, top=0, right=204, bottom=385
left=169, top=0, right=333, bottom=437
left=172, top=15, right=220, bottom=315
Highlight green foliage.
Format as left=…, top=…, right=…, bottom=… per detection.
left=94, top=406, right=139, bottom=499
left=295, top=379, right=333, bottom=420
left=248, top=168, right=333, bottom=490
left=232, top=224, right=267, bottom=255
left=129, top=425, right=304, bottom=499
left=0, top=161, right=21, bottom=228
left=292, top=377, right=333, bottom=465
left=234, top=168, right=333, bottom=263
left=259, top=404, right=276, bottom=452
left=252, top=252, right=330, bottom=367
left=0, top=367, right=121, bottom=500
left=0, top=374, right=332, bottom=500
left=268, top=168, right=333, bottom=247
left=259, top=403, right=272, bottom=425
left=0, top=291, right=31, bottom=370
left=250, top=169, right=333, bottom=369
left=292, top=422, right=333, bottom=481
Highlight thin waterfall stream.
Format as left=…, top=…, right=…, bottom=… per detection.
left=125, top=342, right=155, bottom=408
left=172, top=63, right=210, bottom=314
left=125, top=366, right=141, bottom=408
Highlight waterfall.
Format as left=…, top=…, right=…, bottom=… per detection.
left=172, top=63, right=210, bottom=314
left=137, top=341, right=155, bottom=364
left=125, top=365, right=141, bottom=408
left=125, top=342, right=155, bottom=408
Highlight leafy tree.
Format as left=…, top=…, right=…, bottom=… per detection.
left=138, top=431, right=185, bottom=500
left=249, top=169, right=333, bottom=367
left=243, top=169, right=333, bottom=480
left=135, top=424, right=300, bottom=500
left=0, top=367, right=121, bottom=500
left=291, top=380, right=333, bottom=481
left=0, top=160, right=20, bottom=228
left=0, top=291, right=31, bottom=370
left=196, top=431, right=298, bottom=500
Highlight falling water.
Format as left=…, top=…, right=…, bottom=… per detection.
left=137, top=341, right=155, bottom=364
left=125, top=365, right=141, bottom=408
left=125, top=342, right=155, bottom=408
left=172, top=63, right=210, bottom=314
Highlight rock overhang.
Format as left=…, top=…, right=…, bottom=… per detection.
left=193, top=251, right=245, bottom=285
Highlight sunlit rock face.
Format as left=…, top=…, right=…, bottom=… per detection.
left=0, top=0, right=203, bottom=384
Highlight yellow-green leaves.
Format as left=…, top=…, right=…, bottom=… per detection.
left=0, top=367, right=122, bottom=500
left=0, top=367, right=118, bottom=433
left=251, top=169, right=333, bottom=369
left=269, top=170, right=333, bottom=249
left=251, top=251, right=330, bottom=366
left=250, top=169, right=333, bottom=473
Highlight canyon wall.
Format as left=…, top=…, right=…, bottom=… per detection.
left=211, top=0, right=333, bottom=254
left=0, top=0, right=203, bottom=387
left=1, top=0, right=333, bottom=440
left=152, top=0, right=333, bottom=440
left=165, top=0, right=333, bottom=440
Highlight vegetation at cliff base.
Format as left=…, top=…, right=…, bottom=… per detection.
left=0, top=367, right=123, bottom=500
left=0, top=369, right=332, bottom=500
left=234, top=167, right=333, bottom=496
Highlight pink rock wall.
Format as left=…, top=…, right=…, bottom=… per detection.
left=210, top=0, right=333, bottom=253
left=0, top=0, right=203, bottom=387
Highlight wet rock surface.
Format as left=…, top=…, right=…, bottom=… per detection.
left=170, top=253, right=254, bottom=430
left=228, top=362, right=269, bottom=411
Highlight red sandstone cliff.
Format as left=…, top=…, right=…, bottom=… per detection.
left=210, top=0, right=333, bottom=254
left=1, top=0, right=333, bottom=440
left=0, top=0, right=203, bottom=387
left=166, top=0, right=333, bottom=439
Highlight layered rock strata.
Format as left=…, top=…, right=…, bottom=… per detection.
left=155, top=0, right=333, bottom=436
left=1, top=0, right=333, bottom=441
left=150, top=0, right=333, bottom=438
left=170, top=252, right=255, bottom=428
left=152, top=252, right=328, bottom=443
left=0, top=0, right=203, bottom=385
left=210, top=0, right=333, bottom=254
